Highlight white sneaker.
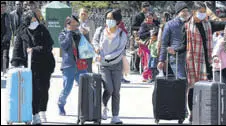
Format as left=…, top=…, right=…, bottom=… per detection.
left=32, top=114, right=41, bottom=125
left=39, top=111, right=47, bottom=122
left=102, top=107, right=109, bottom=120
left=111, top=116, right=123, bottom=124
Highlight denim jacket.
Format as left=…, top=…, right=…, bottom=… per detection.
left=159, top=17, right=186, bottom=62
left=59, top=29, right=80, bottom=70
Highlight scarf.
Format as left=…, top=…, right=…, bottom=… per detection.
left=185, top=17, right=213, bottom=87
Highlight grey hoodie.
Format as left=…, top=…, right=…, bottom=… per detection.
left=92, top=27, right=127, bottom=66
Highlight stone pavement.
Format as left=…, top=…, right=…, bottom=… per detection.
left=1, top=50, right=190, bottom=125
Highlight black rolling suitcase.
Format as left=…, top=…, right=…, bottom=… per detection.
left=153, top=52, right=187, bottom=124
left=192, top=62, right=226, bottom=125
left=77, top=73, right=102, bottom=125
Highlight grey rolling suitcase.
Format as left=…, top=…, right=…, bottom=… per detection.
left=77, top=73, right=102, bottom=125
left=192, top=62, right=226, bottom=125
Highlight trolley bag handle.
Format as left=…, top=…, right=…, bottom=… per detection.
left=212, top=59, right=223, bottom=125
left=213, top=59, right=222, bottom=83
left=166, top=51, right=178, bottom=80
left=27, top=52, right=32, bottom=70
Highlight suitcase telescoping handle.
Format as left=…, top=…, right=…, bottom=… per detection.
left=212, top=59, right=223, bottom=125
left=166, top=52, right=178, bottom=80
left=212, top=59, right=222, bottom=83
left=27, top=52, right=32, bottom=69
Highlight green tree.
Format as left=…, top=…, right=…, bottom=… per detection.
left=71, top=1, right=110, bottom=11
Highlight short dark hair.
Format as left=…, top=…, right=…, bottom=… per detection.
left=1, top=1, right=7, bottom=5
left=64, top=15, right=80, bottom=27
left=192, top=1, right=206, bottom=11
left=112, top=9, right=122, bottom=25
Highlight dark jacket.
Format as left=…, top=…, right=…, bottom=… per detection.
left=10, top=10, right=23, bottom=36
left=138, top=22, right=158, bottom=41
left=159, top=17, right=186, bottom=62
left=1, top=13, right=12, bottom=48
left=131, top=12, right=145, bottom=31
left=11, top=24, right=55, bottom=74
left=58, top=29, right=81, bottom=70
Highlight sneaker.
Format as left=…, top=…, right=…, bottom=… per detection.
left=111, top=116, right=123, bottom=124
left=39, top=111, right=47, bottom=122
left=32, top=114, right=41, bottom=125
left=102, top=107, right=109, bottom=120
left=121, top=78, right=130, bottom=84
left=142, top=79, right=148, bottom=82
left=58, top=104, right=66, bottom=116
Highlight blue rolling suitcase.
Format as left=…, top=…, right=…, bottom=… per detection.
left=6, top=54, right=32, bottom=125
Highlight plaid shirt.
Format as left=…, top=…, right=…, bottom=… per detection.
left=185, top=17, right=213, bottom=87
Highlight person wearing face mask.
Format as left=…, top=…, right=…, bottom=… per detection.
left=10, top=1, right=23, bottom=45
left=92, top=9, right=127, bottom=124
left=184, top=1, right=226, bottom=123
left=11, top=10, right=55, bottom=125
left=158, top=1, right=190, bottom=80
left=58, top=15, right=88, bottom=116
left=1, top=1, right=12, bottom=74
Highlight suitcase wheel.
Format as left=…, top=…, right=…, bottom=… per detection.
left=178, top=119, right=184, bottom=124
left=81, top=121, right=85, bottom=125
left=94, top=120, right=101, bottom=125
left=76, top=119, right=80, bottom=125
left=7, top=122, right=13, bottom=125
left=25, top=122, right=32, bottom=125
left=155, top=119, right=159, bottom=125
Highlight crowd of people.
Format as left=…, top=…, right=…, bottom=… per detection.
left=1, top=1, right=226, bottom=125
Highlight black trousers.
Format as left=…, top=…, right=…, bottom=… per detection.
left=188, top=88, right=194, bottom=112
left=32, top=70, right=52, bottom=115
left=1, top=43, right=10, bottom=73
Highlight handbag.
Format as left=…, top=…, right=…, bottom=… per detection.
left=78, top=34, right=95, bottom=59
left=73, top=47, right=88, bottom=70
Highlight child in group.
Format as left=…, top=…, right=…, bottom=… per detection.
left=148, top=28, right=159, bottom=83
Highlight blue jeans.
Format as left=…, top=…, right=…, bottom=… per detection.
left=58, top=66, right=87, bottom=106
left=148, top=56, right=158, bottom=69
left=169, top=53, right=186, bottom=79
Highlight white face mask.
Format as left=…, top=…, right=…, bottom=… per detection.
left=106, top=19, right=116, bottom=29
left=180, top=17, right=186, bottom=22
left=196, top=12, right=206, bottom=21
left=28, top=21, right=39, bottom=30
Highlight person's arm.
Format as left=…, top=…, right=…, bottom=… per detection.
left=210, top=21, right=226, bottom=33
left=2, top=14, right=12, bottom=43
left=92, top=27, right=103, bottom=53
left=59, top=30, right=73, bottom=51
left=32, top=25, right=54, bottom=53
left=159, top=23, right=171, bottom=62
left=138, top=23, right=150, bottom=40
left=11, top=35, right=26, bottom=67
left=10, top=12, right=16, bottom=36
